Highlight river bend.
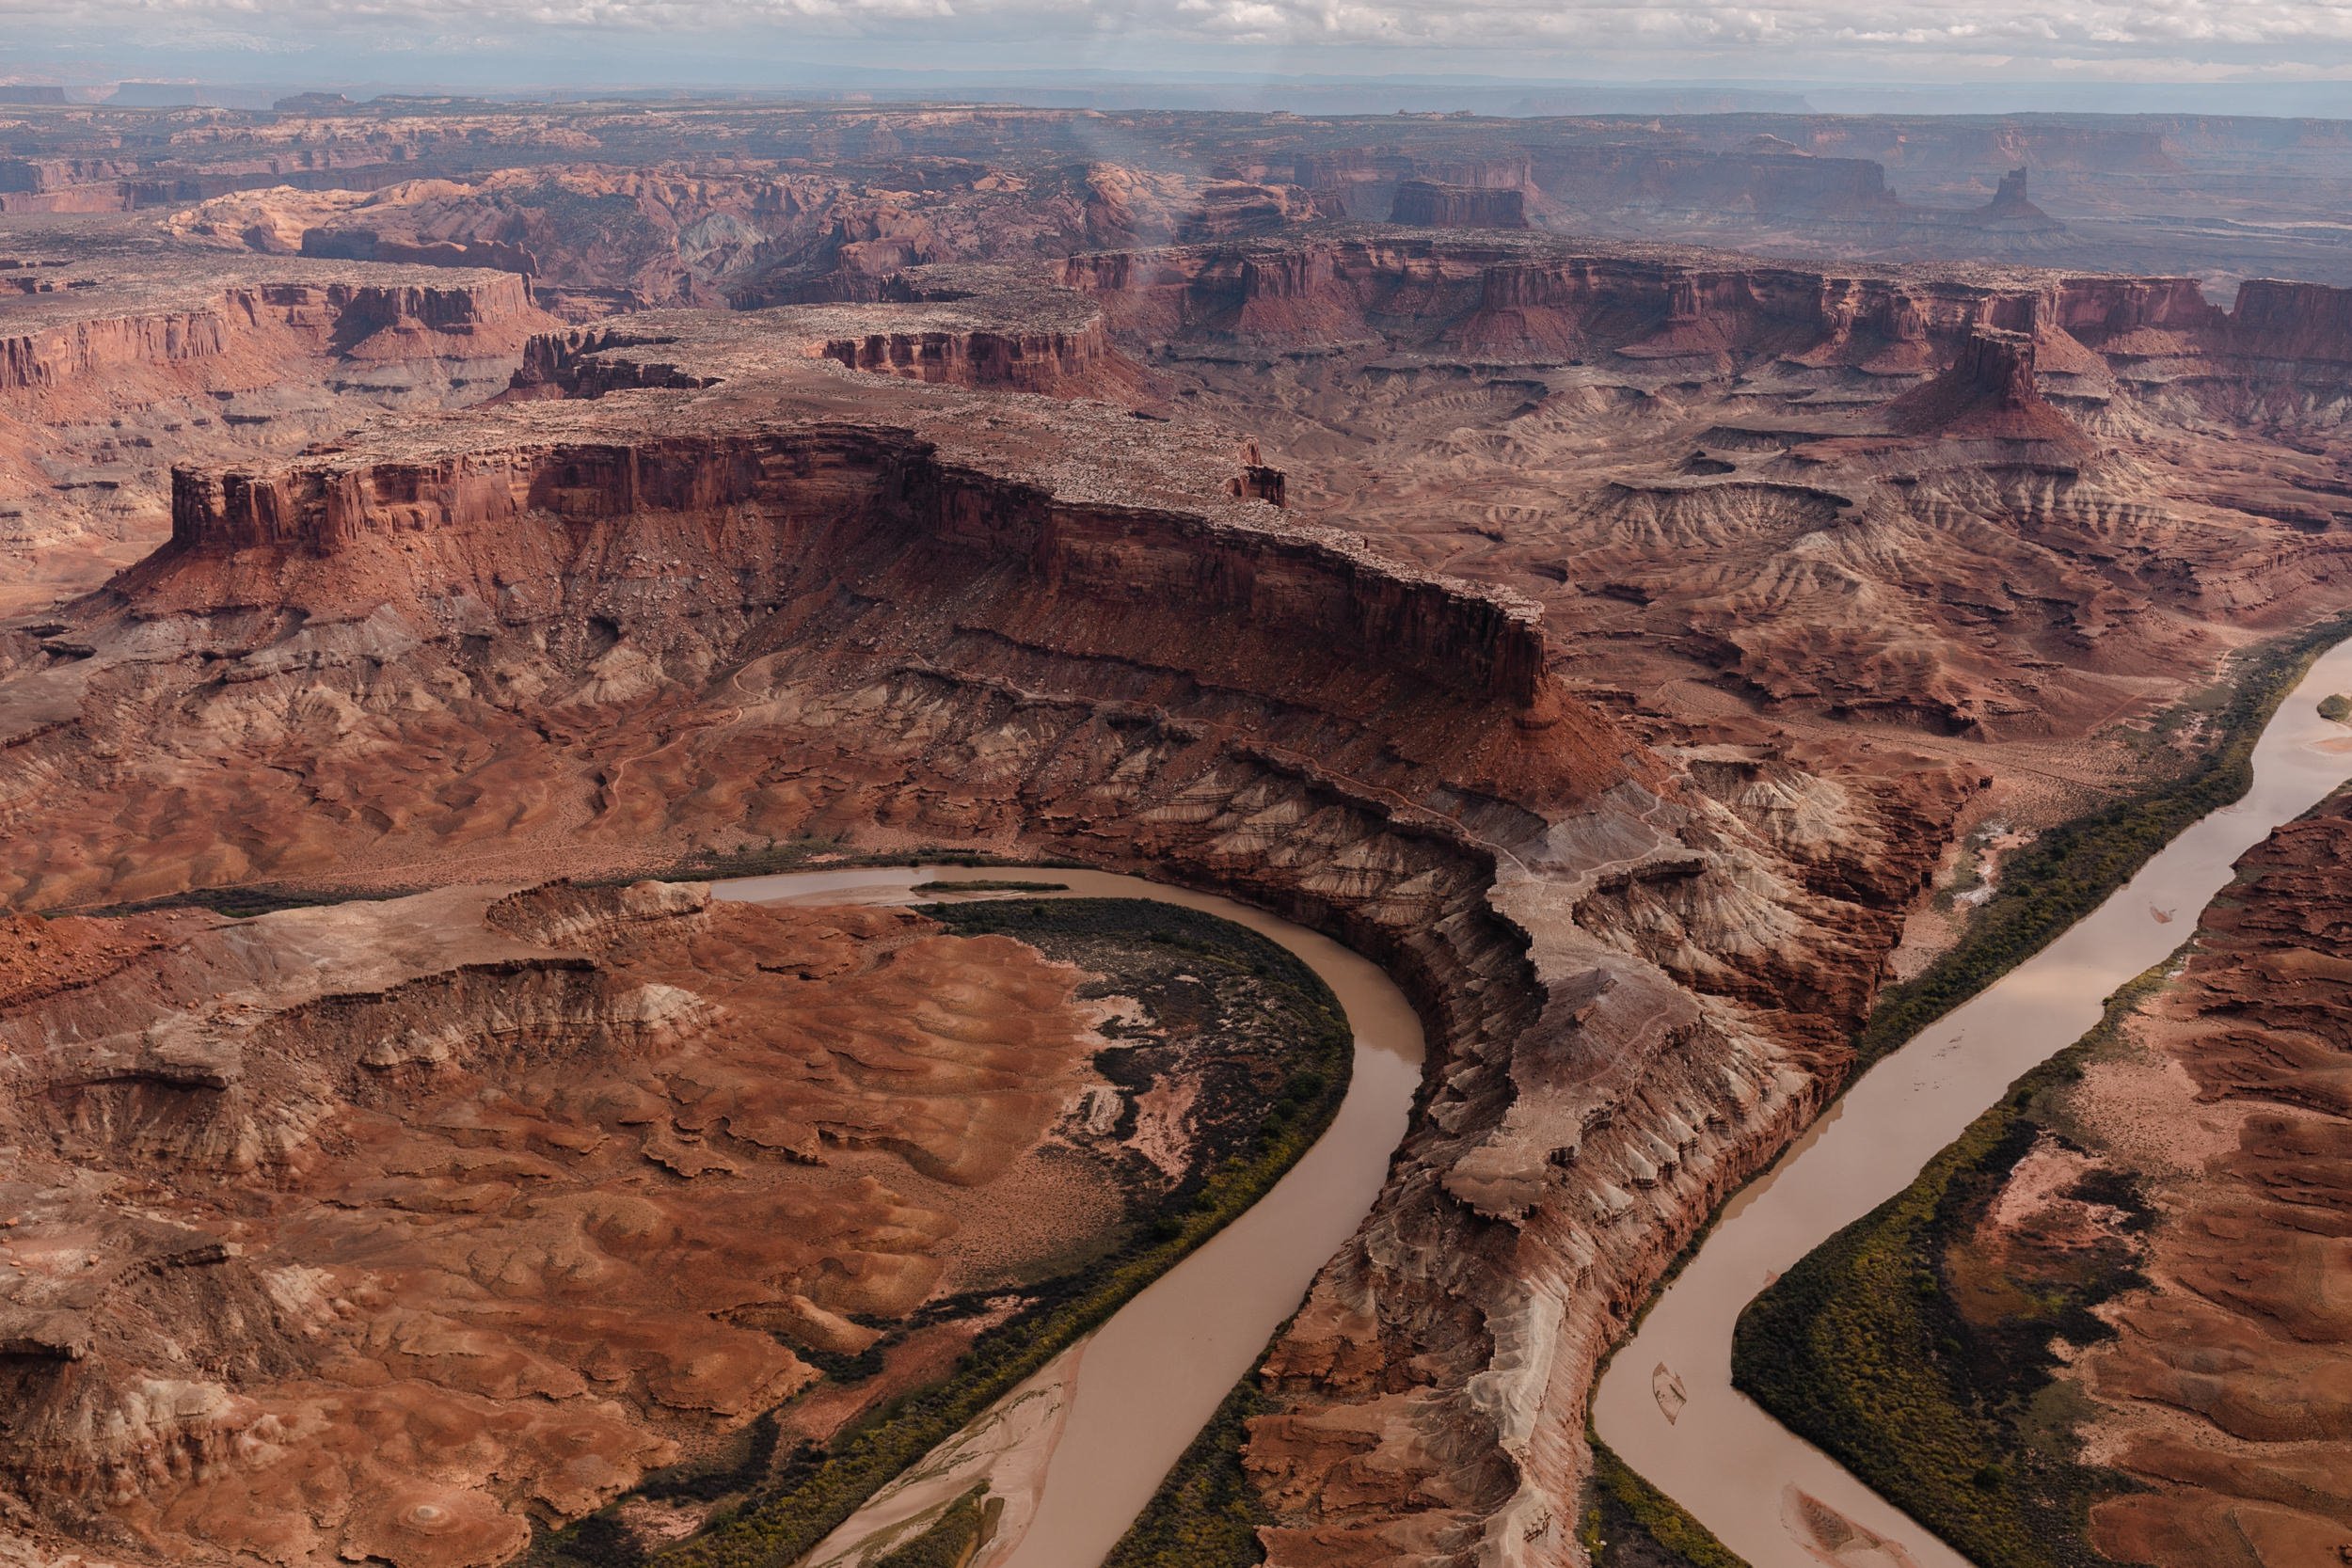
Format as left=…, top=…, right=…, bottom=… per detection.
left=1592, top=638, right=2352, bottom=1568
left=712, top=866, right=1426, bottom=1568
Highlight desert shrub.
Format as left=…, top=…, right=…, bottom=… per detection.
left=1102, top=1378, right=1275, bottom=1568
left=1581, top=1438, right=1750, bottom=1568
left=1733, top=968, right=2171, bottom=1568
left=629, top=900, right=1352, bottom=1568
left=872, top=1486, right=995, bottom=1568
left=1853, top=613, right=2352, bottom=1070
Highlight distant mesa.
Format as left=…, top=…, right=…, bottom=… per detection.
left=104, top=80, right=279, bottom=109
left=1391, top=179, right=1529, bottom=230
left=273, top=91, right=358, bottom=113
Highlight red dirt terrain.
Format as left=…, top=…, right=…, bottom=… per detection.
left=0, top=272, right=1960, bottom=1566
left=1070, top=233, right=2352, bottom=844
left=0, top=228, right=554, bottom=612
left=2061, top=793, right=2352, bottom=1565
left=8, top=97, right=2352, bottom=1568
left=0, top=877, right=1235, bottom=1565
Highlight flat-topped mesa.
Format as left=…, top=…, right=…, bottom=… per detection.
left=0, top=307, right=236, bottom=395
left=161, top=421, right=1549, bottom=713
left=1291, top=150, right=1399, bottom=190
left=814, top=321, right=1132, bottom=396
left=509, top=279, right=1151, bottom=404
left=827, top=273, right=1152, bottom=400
left=300, top=226, right=540, bottom=278
left=1391, top=180, right=1529, bottom=230
left=2051, top=273, right=2352, bottom=376
left=0, top=271, right=547, bottom=395
left=508, top=325, right=718, bottom=399
left=1066, top=237, right=2046, bottom=360
left=1066, top=233, right=2352, bottom=394
left=0, top=249, right=565, bottom=604
left=2224, top=277, right=2352, bottom=363
left=0, top=139, right=451, bottom=215
left=1529, top=146, right=1902, bottom=220
left=2047, top=275, right=2224, bottom=343
left=304, top=277, right=548, bottom=358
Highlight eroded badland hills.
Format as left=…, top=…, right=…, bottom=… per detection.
left=5, top=94, right=2352, bottom=1568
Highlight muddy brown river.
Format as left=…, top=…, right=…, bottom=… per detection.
left=711, top=641, right=2352, bottom=1568
left=712, top=867, right=1425, bottom=1568
left=1592, top=636, right=2352, bottom=1568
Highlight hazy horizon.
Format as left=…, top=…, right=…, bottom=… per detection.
left=16, top=0, right=2352, bottom=119
left=12, top=70, right=2352, bottom=122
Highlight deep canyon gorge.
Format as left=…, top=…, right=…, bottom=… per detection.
left=4, top=92, right=2352, bottom=1568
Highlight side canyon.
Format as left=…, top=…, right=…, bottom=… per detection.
left=6, top=96, right=2352, bottom=1568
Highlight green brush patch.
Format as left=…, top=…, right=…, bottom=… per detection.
left=1853, top=613, right=2351, bottom=1073
left=1580, top=1437, right=1753, bottom=1568
left=536, top=897, right=1352, bottom=1568
left=1101, top=1376, right=1279, bottom=1568
left=1732, top=965, right=2172, bottom=1568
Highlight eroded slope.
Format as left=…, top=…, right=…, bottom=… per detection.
left=0, top=283, right=1959, bottom=1566
left=2073, top=793, right=2352, bottom=1564
left=1068, top=233, right=2352, bottom=840
left=1734, top=776, right=2352, bottom=1568
left=0, top=229, right=557, bottom=610
left=0, top=876, right=1357, bottom=1567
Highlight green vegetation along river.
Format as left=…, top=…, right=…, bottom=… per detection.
left=705, top=866, right=1425, bottom=1568
left=1591, top=635, right=2352, bottom=1568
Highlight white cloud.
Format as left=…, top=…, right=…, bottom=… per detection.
left=15, top=0, right=2352, bottom=78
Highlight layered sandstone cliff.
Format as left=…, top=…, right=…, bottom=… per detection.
left=1066, top=232, right=2352, bottom=749
left=0, top=239, right=557, bottom=611
left=0, top=289, right=1959, bottom=1567
left=809, top=275, right=1152, bottom=402
left=506, top=273, right=1153, bottom=401
left=1069, top=230, right=2352, bottom=382
left=1066, top=234, right=2063, bottom=364
left=0, top=272, right=541, bottom=393
left=1391, top=181, right=1530, bottom=230
left=155, top=422, right=1544, bottom=712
